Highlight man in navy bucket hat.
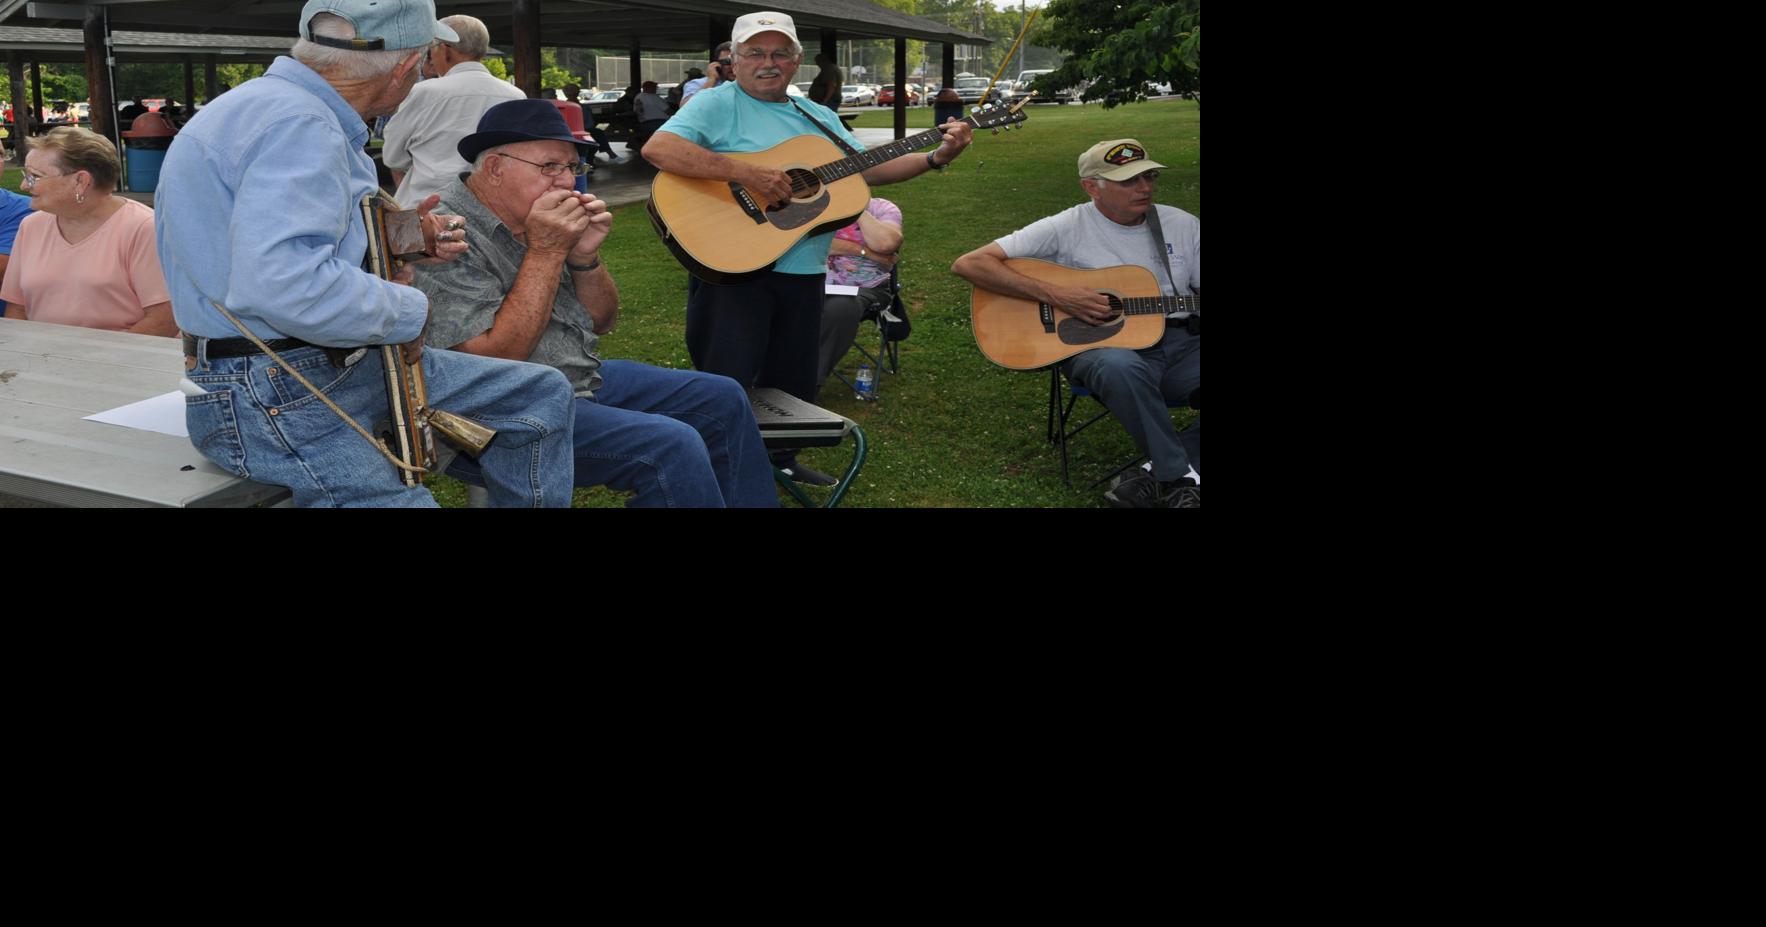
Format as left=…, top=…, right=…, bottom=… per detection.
left=413, top=100, right=778, bottom=507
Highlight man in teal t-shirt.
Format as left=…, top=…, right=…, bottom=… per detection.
left=644, top=10, right=972, bottom=484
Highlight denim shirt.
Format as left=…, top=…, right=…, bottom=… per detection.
left=154, top=56, right=427, bottom=345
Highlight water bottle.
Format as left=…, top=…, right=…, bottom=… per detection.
left=855, top=363, right=875, bottom=401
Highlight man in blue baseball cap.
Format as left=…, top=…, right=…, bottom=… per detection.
left=413, top=100, right=777, bottom=507
left=154, top=0, right=578, bottom=506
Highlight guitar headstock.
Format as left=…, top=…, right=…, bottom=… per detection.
left=968, top=96, right=1031, bottom=133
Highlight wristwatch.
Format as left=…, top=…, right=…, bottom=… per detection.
left=925, top=151, right=946, bottom=171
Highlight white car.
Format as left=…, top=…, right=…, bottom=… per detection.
left=841, top=84, right=876, bottom=106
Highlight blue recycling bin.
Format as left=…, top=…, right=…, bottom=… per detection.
left=125, top=145, right=168, bottom=193
left=121, top=112, right=177, bottom=193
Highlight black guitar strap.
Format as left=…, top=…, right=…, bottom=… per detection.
left=789, top=99, right=861, bottom=157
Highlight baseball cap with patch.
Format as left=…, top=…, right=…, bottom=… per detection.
left=1078, top=138, right=1168, bottom=181
left=732, top=11, right=799, bottom=46
left=299, top=0, right=458, bottom=52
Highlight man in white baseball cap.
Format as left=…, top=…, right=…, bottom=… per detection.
left=644, top=11, right=974, bottom=485
left=953, top=138, right=1202, bottom=507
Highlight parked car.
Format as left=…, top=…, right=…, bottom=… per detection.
left=840, top=84, right=876, bottom=106
left=953, top=76, right=1009, bottom=106
left=876, top=84, right=921, bottom=106
left=585, top=89, right=625, bottom=119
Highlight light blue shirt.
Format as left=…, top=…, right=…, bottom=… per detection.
left=154, top=56, right=427, bottom=344
left=655, top=82, right=864, bottom=274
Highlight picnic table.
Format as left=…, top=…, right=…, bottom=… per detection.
left=0, top=318, right=289, bottom=507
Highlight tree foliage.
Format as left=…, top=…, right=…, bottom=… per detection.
left=1032, top=0, right=1199, bottom=108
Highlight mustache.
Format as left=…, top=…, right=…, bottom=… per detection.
left=755, top=68, right=783, bottom=78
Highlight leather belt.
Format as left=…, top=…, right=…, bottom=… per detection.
left=182, top=332, right=316, bottom=359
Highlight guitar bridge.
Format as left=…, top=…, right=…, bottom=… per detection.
left=728, top=182, right=768, bottom=225
left=1038, top=302, right=1055, bottom=333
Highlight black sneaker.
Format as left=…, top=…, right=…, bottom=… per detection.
left=1105, top=472, right=1161, bottom=508
left=1105, top=472, right=1199, bottom=508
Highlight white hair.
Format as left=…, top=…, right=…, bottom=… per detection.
left=292, top=12, right=420, bottom=81
left=472, top=144, right=509, bottom=171
left=440, top=15, right=491, bottom=59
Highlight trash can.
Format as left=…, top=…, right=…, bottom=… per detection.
left=121, top=112, right=177, bottom=193
left=932, top=89, right=964, bottom=126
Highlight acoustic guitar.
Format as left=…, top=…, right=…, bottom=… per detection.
left=647, top=100, right=1029, bottom=283
left=970, top=259, right=1201, bottom=369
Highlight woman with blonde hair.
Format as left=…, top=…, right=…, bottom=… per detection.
left=2, top=126, right=174, bottom=335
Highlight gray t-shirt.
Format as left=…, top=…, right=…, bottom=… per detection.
left=416, top=177, right=604, bottom=397
left=995, top=202, right=1200, bottom=309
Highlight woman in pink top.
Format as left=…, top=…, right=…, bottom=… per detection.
left=1, top=126, right=174, bottom=336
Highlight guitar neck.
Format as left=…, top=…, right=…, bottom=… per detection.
left=814, top=125, right=958, bottom=183
left=1117, top=294, right=1201, bottom=316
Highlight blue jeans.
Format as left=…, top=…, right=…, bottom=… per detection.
left=450, top=360, right=777, bottom=508
left=1066, top=326, right=1201, bottom=481
left=184, top=344, right=576, bottom=507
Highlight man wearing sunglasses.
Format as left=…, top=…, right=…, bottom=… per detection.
left=953, top=139, right=1201, bottom=508
left=414, top=101, right=777, bottom=507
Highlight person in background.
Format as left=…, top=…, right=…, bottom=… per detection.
left=0, top=145, right=36, bottom=290
left=817, top=196, right=901, bottom=393
left=634, top=80, right=669, bottom=130
left=808, top=50, right=842, bottom=110
left=118, top=97, right=148, bottom=132
left=2, top=127, right=174, bottom=336
left=380, top=13, right=524, bottom=207
left=560, top=82, right=624, bottom=165
left=679, top=44, right=732, bottom=107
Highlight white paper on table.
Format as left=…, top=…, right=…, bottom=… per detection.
left=84, top=390, right=188, bottom=438
left=824, top=283, right=860, bottom=296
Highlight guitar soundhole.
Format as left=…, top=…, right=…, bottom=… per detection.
left=1056, top=295, right=1126, bottom=346
left=784, top=168, right=822, bottom=201
left=763, top=169, right=831, bottom=231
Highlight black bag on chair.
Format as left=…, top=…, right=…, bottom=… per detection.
left=878, top=266, right=911, bottom=343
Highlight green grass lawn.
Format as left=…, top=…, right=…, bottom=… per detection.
left=7, top=102, right=1199, bottom=507
left=533, top=99, right=1201, bottom=507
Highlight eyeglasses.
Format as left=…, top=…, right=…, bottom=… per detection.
left=738, top=50, right=797, bottom=64
left=495, top=152, right=586, bottom=177
left=20, top=169, right=69, bottom=187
